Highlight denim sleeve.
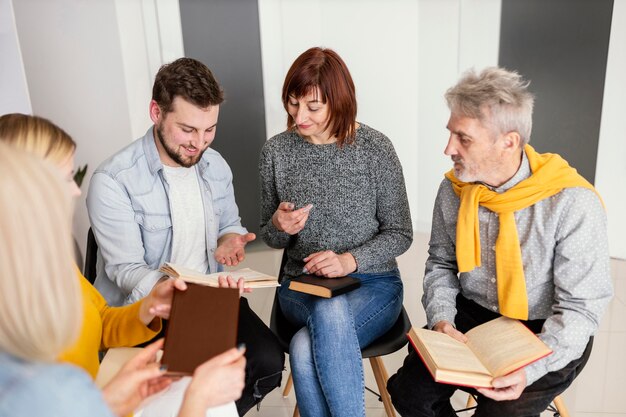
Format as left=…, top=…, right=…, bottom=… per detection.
left=87, top=171, right=164, bottom=303
left=0, top=364, right=114, bottom=417
left=259, top=142, right=292, bottom=249
left=422, top=180, right=461, bottom=329
left=524, top=189, right=612, bottom=385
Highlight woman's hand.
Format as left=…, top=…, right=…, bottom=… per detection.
left=179, top=347, right=246, bottom=415
left=272, top=202, right=312, bottom=235
left=303, top=251, right=357, bottom=278
left=217, top=275, right=252, bottom=297
left=138, top=277, right=188, bottom=326
left=102, top=339, right=171, bottom=417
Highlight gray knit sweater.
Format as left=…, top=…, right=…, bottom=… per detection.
left=259, top=123, right=413, bottom=280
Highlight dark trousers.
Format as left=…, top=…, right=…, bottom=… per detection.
left=138, top=297, right=284, bottom=416
left=387, top=295, right=593, bottom=417
left=235, top=297, right=285, bottom=415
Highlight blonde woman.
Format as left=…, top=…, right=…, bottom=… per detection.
left=0, top=114, right=245, bottom=417
left=0, top=143, right=118, bottom=416
left=0, top=113, right=183, bottom=379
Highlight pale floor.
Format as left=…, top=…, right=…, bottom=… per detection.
left=232, top=232, right=626, bottom=417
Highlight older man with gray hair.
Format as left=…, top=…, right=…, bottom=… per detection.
left=387, top=67, right=612, bottom=417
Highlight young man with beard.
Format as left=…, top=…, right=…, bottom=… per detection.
left=387, top=67, right=612, bottom=417
left=87, top=58, right=284, bottom=415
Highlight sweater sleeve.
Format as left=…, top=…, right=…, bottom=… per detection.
left=259, top=140, right=292, bottom=249
left=94, top=287, right=161, bottom=349
left=60, top=271, right=161, bottom=379
left=349, top=136, right=413, bottom=270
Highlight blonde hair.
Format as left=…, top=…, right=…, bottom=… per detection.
left=0, top=142, right=81, bottom=361
left=0, top=113, right=76, bottom=165
left=445, top=67, right=535, bottom=145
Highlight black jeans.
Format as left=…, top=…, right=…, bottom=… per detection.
left=137, top=297, right=284, bottom=416
left=387, top=295, right=593, bottom=417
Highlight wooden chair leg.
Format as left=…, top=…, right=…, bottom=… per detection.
left=283, top=372, right=293, bottom=397
left=553, top=395, right=570, bottom=417
left=293, top=404, right=300, bottom=417
left=369, top=356, right=397, bottom=417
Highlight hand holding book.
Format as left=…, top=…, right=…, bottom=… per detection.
left=302, top=250, right=357, bottom=278
left=476, top=367, right=527, bottom=401
left=217, top=275, right=252, bottom=296
left=408, top=317, right=552, bottom=388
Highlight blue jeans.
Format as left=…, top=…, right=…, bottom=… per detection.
left=278, top=270, right=403, bottom=417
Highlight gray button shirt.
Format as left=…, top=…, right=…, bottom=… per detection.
left=423, top=150, right=613, bottom=385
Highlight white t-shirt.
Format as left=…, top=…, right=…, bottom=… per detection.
left=163, top=165, right=209, bottom=273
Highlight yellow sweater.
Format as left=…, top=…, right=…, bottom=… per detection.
left=59, top=269, right=161, bottom=379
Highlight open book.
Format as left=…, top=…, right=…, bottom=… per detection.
left=160, top=263, right=279, bottom=288
left=409, top=316, right=552, bottom=388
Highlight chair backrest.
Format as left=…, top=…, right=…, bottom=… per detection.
left=84, top=227, right=98, bottom=284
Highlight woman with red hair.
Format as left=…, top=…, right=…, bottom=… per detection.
left=259, top=47, right=413, bottom=417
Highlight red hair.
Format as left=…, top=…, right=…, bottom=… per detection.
left=282, top=47, right=357, bottom=146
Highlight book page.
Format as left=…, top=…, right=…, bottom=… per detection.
left=414, top=328, right=491, bottom=375
left=161, top=263, right=278, bottom=286
left=466, top=317, right=552, bottom=376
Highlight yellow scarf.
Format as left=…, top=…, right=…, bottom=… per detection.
left=446, top=144, right=599, bottom=320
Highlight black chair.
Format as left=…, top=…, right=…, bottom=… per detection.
left=84, top=227, right=98, bottom=284
left=270, top=251, right=411, bottom=417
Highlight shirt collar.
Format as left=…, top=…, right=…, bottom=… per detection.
left=142, top=126, right=163, bottom=176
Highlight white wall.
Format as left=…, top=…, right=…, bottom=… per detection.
left=7, top=0, right=623, bottom=259
left=0, top=0, right=31, bottom=114
left=416, top=0, right=501, bottom=232
left=11, top=0, right=183, bottom=258
left=259, top=0, right=501, bottom=233
left=596, top=0, right=626, bottom=260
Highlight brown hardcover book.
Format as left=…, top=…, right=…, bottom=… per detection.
left=288, top=275, right=361, bottom=298
left=161, top=283, right=240, bottom=375
left=408, top=316, right=552, bottom=388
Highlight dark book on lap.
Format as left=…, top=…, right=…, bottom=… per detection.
left=288, top=275, right=361, bottom=298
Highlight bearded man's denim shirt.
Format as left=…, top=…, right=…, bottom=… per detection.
left=87, top=127, right=247, bottom=306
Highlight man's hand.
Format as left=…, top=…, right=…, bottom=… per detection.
left=102, top=339, right=171, bottom=417
left=432, top=321, right=468, bottom=343
left=477, top=368, right=527, bottom=401
left=138, top=278, right=188, bottom=326
left=303, top=251, right=357, bottom=278
left=180, top=346, right=246, bottom=414
left=217, top=275, right=252, bottom=297
left=215, top=233, right=256, bottom=266
left=272, top=202, right=312, bottom=235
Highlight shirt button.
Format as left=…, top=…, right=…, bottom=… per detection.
left=492, top=305, right=498, bottom=311
left=491, top=278, right=496, bottom=283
